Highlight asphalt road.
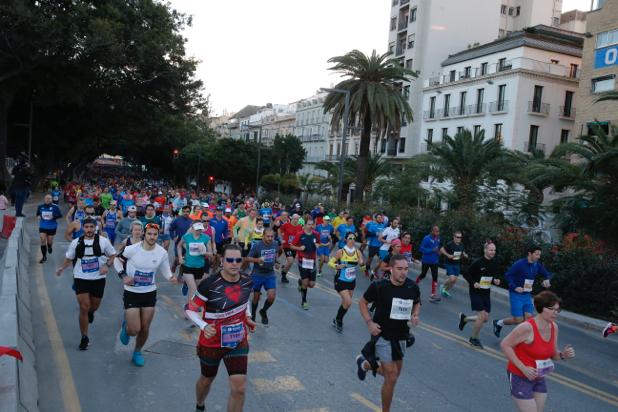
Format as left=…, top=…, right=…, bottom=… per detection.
left=26, top=204, right=618, bottom=412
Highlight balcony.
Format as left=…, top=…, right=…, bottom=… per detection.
left=559, top=106, right=576, bottom=120
left=438, top=108, right=457, bottom=119
left=400, top=0, right=410, bottom=5
left=423, top=110, right=437, bottom=121
left=524, top=142, right=546, bottom=153
left=423, top=57, right=582, bottom=88
left=325, top=154, right=341, bottom=162
left=528, top=101, right=550, bottom=116
left=466, top=103, right=486, bottom=116
left=452, top=106, right=467, bottom=117
left=396, top=45, right=405, bottom=56
left=398, top=19, right=408, bottom=31
left=489, top=101, right=509, bottom=113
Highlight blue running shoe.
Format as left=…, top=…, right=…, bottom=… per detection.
left=120, top=320, right=130, bottom=346
left=356, top=355, right=367, bottom=381
left=182, top=282, right=188, bottom=296
left=132, top=351, right=145, bottom=367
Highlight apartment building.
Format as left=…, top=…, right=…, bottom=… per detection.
left=387, top=0, right=564, bottom=158
left=560, top=9, right=587, bottom=33
left=420, top=26, right=583, bottom=155
left=574, top=0, right=618, bottom=136
left=293, top=93, right=331, bottom=175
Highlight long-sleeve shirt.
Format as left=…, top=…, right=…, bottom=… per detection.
left=420, top=234, right=441, bottom=264
left=505, top=258, right=552, bottom=294
left=463, top=256, right=500, bottom=296
left=170, top=216, right=192, bottom=241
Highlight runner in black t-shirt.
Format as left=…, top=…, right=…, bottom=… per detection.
left=458, top=241, right=501, bottom=349
left=439, top=231, right=468, bottom=298
left=291, top=220, right=318, bottom=310
left=356, top=254, right=421, bottom=412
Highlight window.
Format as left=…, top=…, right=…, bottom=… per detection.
left=497, top=84, right=506, bottom=110
left=516, top=6, right=521, bottom=16
left=528, top=125, right=539, bottom=151
left=494, top=123, right=503, bottom=142
left=569, top=64, right=579, bottom=78
left=427, top=129, right=434, bottom=144
left=410, top=7, right=417, bottom=22
left=388, top=42, right=395, bottom=54
left=449, top=70, right=456, bottom=82
left=597, top=29, right=618, bottom=48
left=443, top=94, right=451, bottom=116
left=399, top=138, right=406, bottom=153
left=501, top=4, right=507, bottom=14
left=508, top=7, right=514, bottom=15
left=499, top=57, right=510, bottom=71
left=380, top=139, right=386, bottom=153
left=390, top=17, right=397, bottom=31
left=552, top=17, right=560, bottom=27
left=476, top=88, right=484, bottom=113
left=459, top=91, right=467, bottom=115
left=407, top=34, right=415, bottom=48
left=560, top=129, right=569, bottom=144
left=463, top=66, right=471, bottom=78
left=429, top=96, right=436, bottom=118
left=563, top=91, right=574, bottom=117
left=532, top=85, right=544, bottom=111
left=402, top=112, right=408, bottom=126
left=403, top=85, right=410, bottom=100
left=474, top=125, right=482, bottom=135
left=587, top=121, right=609, bottom=135
left=457, top=126, right=464, bottom=134
left=499, top=29, right=506, bottom=37
left=405, top=58, right=413, bottom=69
left=481, top=62, right=488, bottom=75
left=592, top=75, right=616, bottom=93
left=442, top=128, right=449, bottom=139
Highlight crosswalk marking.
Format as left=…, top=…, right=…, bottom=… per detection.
left=350, top=393, right=381, bottom=412
left=249, top=351, right=276, bottom=363
left=252, top=376, right=305, bottom=394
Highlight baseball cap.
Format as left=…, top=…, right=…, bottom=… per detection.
left=391, top=239, right=402, bottom=246
left=323, top=215, right=331, bottom=220
left=225, top=207, right=232, bottom=213
left=127, top=206, right=137, bottom=212
left=192, top=222, right=205, bottom=230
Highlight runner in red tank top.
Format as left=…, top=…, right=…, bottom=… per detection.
left=500, top=291, right=575, bottom=412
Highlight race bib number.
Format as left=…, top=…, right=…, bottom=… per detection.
left=479, top=276, right=493, bottom=289
left=221, top=322, right=245, bottom=348
left=81, top=257, right=100, bottom=274
left=41, top=210, right=53, bottom=220
left=133, top=270, right=154, bottom=287
left=535, top=359, right=555, bottom=377
left=301, top=258, right=314, bottom=269
left=390, top=298, right=413, bottom=320
left=341, top=266, right=356, bottom=281
left=403, top=252, right=412, bottom=263
left=453, top=251, right=462, bottom=260
left=523, top=279, right=534, bottom=293
left=189, top=243, right=203, bottom=256
left=288, top=235, right=295, bottom=244
left=261, top=248, right=276, bottom=264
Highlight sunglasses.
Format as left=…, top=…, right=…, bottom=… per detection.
left=455, top=235, right=462, bottom=239
left=346, top=236, right=356, bottom=241
left=225, top=257, right=243, bottom=263
left=545, top=306, right=561, bottom=313
left=145, top=223, right=160, bottom=230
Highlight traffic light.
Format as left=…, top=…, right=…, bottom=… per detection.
left=173, top=149, right=179, bottom=159
left=209, top=176, right=214, bottom=182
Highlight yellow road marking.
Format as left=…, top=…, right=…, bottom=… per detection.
left=432, top=342, right=443, bottom=350
left=287, top=271, right=618, bottom=407
left=350, top=392, right=381, bottom=412
left=35, top=261, right=83, bottom=412
left=249, top=351, right=277, bottom=363
left=252, top=375, right=305, bottom=394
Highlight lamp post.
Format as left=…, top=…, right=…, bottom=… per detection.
left=320, top=87, right=350, bottom=206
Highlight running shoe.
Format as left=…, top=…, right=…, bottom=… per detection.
left=429, top=295, right=441, bottom=303
left=47, top=245, right=52, bottom=254
left=440, top=285, right=451, bottom=298
left=88, top=310, right=94, bottom=324
left=332, top=318, right=343, bottom=333
left=182, top=282, right=188, bottom=296
left=317, top=271, right=322, bottom=278
left=132, top=351, right=145, bottom=367
left=78, top=335, right=89, bottom=351
left=493, top=319, right=503, bottom=338
left=355, top=355, right=367, bottom=381
left=39, top=256, right=46, bottom=264
left=602, top=322, right=617, bottom=338
left=259, top=309, right=269, bottom=325
left=469, top=337, right=484, bottom=349
left=458, top=313, right=466, bottom=331
left=281, top=276, right=289, bottom=284
left=120, top=320, right=130, bottom=346
left=302, top=302, right=310, bottom=310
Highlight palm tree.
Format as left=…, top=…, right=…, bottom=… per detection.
left=323, top=50, right=416, bottom=202
left=345, top=152, right=392, bottom=194
left=411, top=128, right=513, bottom=209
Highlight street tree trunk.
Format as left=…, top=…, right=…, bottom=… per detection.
left=354, top=114, right=372, bottom=202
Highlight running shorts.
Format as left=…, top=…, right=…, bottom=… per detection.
left=182, top=265, right=205, bottom=280
left=123, top=290, right=157, bottom=309
left=507, top=372, right=547, bottom=399
left=284, top=249, right=296, bottom=258
left=509, top=292, right=534, bottom=318
left=73, top=278, right=106, bottom=298
left=469, top=291, right=491, bottom=313
left=299, top=267, right=316, bottom=282
left=444, top=263, right=461, bottom=276
left=334, top=279, right=355, bottom=292
left=252, top=274, right=277, bottom=291
left=197, top=339, right=249, bottom=378
left=39, top=227, right=57, bottom=236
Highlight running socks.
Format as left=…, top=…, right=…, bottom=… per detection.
left=336, top=305, right=348, bottom=322
left=262, top=299, right=273, bottom=313
left=195, top=404, right=205, bottom=412
left=431, top=281, right=438, bottom=295
left=301, top=288, right=307, bottom=303
left=251, top=301, right=259, bottom=320
left=40, top=245, right=47, bottom=259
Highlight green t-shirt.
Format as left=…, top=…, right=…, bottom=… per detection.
left=100, top=193, right=113, bottom=209
left=182, top=233, right=210, bottom=268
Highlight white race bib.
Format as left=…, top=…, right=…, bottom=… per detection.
left=535, top=359, right=555, bottom=377
left=453, top=251, right=462, bottom=261
left=390, top=298, right=413, bottom=320
left=189, top=242, right=203, bottom=256
left=301, top=258, right=314, bottom=269
left=342, top=266, right=356, bottom=281
left=479, top=276, right=493, bottom=289
left=41, top=210, right=53, bottom=220
left=523, top=279, right=534, bottom=292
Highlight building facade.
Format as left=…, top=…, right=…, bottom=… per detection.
left=421, top=26, right=583, bottom=155
left=560, top=9, right=587, bottom=33
left=574, top=0, right=618, bottom=137
left=387, top=0, right=564, bottom=158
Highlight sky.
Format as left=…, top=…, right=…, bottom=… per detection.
left=169, top=0, right=592, bottom=116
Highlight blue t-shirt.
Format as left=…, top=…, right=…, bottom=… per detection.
left=420, top=234, right=441, bottom=264
left=182, top=233, right=210, bottom=268
left=259, top=207, right=273, bottom=225
left=51, top=190, right=61, bottom=203
left=37, top=203, right=62, bottom=230
left=365, top=221, right=385, bottom=248
left=337, top=224, right=356, bottom=247
left=210, top=217, right=229, bottom=244
left=316, top=224, right=334, bottom=245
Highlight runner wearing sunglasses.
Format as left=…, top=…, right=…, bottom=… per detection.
left=329, top=232, right=364, bottom=332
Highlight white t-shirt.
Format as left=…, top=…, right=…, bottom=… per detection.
left=66, top=236, right=116, bottom=280
left=380, top=227, right=401, bottom=251
left=119, top=242, right=173, bottom=294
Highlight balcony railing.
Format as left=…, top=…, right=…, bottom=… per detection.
left=559, top=106, right=576, bottom=119
left=489, top=100, right=509, bottom=113
left=398, top=19, right=408, bottom=31
left=325, top=154, right=341, bottom=162
left=423, top=57, right=581, bottom=88
left=524, top=142, right=546, bottom=153
left=396, top=45, right=405, bottom=55
left=423, top=110, right=437, bottom=120
left=400, top=0, right=410, bottom=5
left=452, top=106, right=467, bottom=116
left=438, top=108, right=457, bottom=119
left=528, top=101, right=550, bottom=115
left=466, top=103, right=486, bottom=115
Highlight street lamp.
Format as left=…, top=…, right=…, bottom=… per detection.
left=320, top=87, right=350, bottom=206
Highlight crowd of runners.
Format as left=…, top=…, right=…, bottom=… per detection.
left=32, top=179, right=616, bottom=412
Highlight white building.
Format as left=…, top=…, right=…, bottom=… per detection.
left=387, top=0, right=564, bottom=159
left=420, top=25, right=583, bottom=155
left=293, top=93, right=331, bottom=176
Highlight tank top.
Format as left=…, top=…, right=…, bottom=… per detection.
left=105, top=211, right=118, bottom=228
left=73, top=219, right=85, bottom=239
left=507, top=318, right=556, bottom=378
left=337, top=248, right=360, bottom=282
left=73, top=209, right=86, bottom=222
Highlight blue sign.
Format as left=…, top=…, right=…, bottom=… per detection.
left=594, top=45, right=618, bottom=69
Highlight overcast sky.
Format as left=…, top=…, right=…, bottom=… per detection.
left=169, top=0, right=593, bottom=116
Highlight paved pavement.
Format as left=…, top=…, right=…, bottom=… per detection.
left=26, top=203, right=618, bottom=412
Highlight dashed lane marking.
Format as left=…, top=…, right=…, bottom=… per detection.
left=252, top=375, right=305, bottom=394
left=350, top=392, right=381, bottom=412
